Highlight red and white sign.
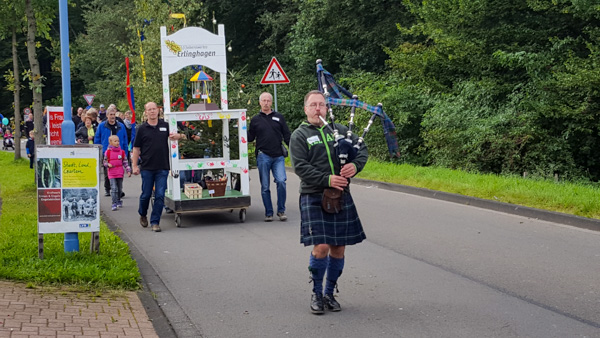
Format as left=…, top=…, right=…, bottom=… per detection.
left=260, top=57, right=290, bottom=84
left=83, top=94, right=95, bottom=106
left=24, top=107, right=31, bottom=115
left=46, top=106, right=64, bottom=145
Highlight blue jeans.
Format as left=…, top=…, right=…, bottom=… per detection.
left=110, top=178, right=123, bottom=205
left=139, top=169, right=169, bottom=225
left=256, top=151, right=287, bottom=216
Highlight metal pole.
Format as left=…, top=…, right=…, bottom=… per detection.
left=273, top=84, right=278, bottom=112
left=59, top=0, right=79, bottom=252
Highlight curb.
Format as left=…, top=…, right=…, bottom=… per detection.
left=351, top=177, right=600, bottom=232
left=101, top=211, right=202, bottom=338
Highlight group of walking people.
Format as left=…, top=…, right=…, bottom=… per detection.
left=72, top=104, right=135, bottom=212
left=132, top=90, right=368, bottom=315
left=6, top=89, right=368, bottom=314
left=8, top=89, right=370, bottom=315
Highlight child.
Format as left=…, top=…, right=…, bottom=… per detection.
left=3, top=128, right=14, bottom=150
left=103, top=135, right=131, bottom=211
left=26, top=131, right=35, bottom=169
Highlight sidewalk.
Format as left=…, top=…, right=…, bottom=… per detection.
left=0, top=281, right=158, bottom=338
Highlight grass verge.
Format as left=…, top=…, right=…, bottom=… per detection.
left=0, top=152, right=140, bottom=289
left=357, top=160, right=600, bottom=220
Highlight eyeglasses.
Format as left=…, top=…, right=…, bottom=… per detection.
left=308, top=102, right=326, bottom=108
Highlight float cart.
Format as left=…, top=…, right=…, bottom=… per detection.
left=160, top=24, right=251, bottom=226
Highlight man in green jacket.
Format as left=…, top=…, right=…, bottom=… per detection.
left=290, top=90, right=368, bottom=314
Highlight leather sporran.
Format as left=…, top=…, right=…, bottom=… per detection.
left=322, top=188, right=343, bottom=213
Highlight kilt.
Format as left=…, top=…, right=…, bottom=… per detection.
left=299, top=192, right=366, bottom=246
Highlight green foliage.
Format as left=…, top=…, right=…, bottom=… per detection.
left=285, top=0, right=411, bottom=74
left=69, top=0, right=208, bottom=114
left=0, top=152, right=140, bottom=288
left=358, top=159, right=600, bottom=219
left=386, top=0, right=600, bottom=180
left=4, top=0, right=600, bottom=183
left=340, top=72, right=434, bottom=163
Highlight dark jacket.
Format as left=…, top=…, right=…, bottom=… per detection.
left=25, top=137, right=35, bottom=156
left=290, top=122, right=368, bottom=194
left=76, top=125, right=96, bottom=144
left=247, top=111, right=291, bottom=157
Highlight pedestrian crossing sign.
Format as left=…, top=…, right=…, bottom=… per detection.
left=260, top=57, right=290, bottom=84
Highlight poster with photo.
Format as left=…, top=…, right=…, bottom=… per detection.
left=36, top=145, right=102, bottom=234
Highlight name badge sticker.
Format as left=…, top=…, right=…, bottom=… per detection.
left=159, top=127, right=167, bottom=132
left=272, top=117, right=280, bottom=121
left=307, top=135, right=320, bottom=145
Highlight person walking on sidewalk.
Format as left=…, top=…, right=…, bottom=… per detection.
left=131, top=102, right=184, bottom=232
left=94, top=107, right=128, bottom=197
left=104, top=135, right=131, bottom=211
left=247, top=92, right=291, bottom=222
left=290, top=90, right=368, bottom=314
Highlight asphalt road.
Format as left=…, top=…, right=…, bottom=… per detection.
left=98, top=167, right=599, bottom=338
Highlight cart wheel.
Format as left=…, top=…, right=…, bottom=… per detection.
left=239, top=209, right=246, bottom=223
left=175, top=214, right=181, bottom=227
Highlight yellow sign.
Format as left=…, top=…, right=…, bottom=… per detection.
left=62, top=159, right=97, bottom=187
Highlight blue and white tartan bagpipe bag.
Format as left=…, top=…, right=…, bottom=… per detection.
left=316, top=60, right=400, bottom=213
left=316, top=59, right=400, bottom=168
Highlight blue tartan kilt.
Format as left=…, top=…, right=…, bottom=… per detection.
left=299, top=192, right=366, bottom=246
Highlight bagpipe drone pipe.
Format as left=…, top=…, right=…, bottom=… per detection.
left=316, top=59, right=400, bottom=168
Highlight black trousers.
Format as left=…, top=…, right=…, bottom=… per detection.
left=103, top=157, right=110, bottom=193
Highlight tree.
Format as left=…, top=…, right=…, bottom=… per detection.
left=0, top=0, right=25, bottom=158
left=25, top=0, right=57, bottom=145
left=386, top=0, right=600, bottom=179
left=11, top=27, right=23, bottom=158
left=284, top=0, right=411, bottom=74
left=70, top=0, right=208, bottom=114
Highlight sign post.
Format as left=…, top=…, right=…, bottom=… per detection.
left=260, top=57, right=290, bottom=112
left=36, top=145, right=102, bottom=258
left=83, top=94, right=95, bottom=107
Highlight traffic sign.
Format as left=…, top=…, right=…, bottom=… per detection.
left=23, top=107, right=31, bottom=115
left=83, top=94, right=96, bottom=106
left=260, top=57, right=290, bottom=84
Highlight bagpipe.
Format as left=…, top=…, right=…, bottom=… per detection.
left=316, top=59, right=400, bottom=167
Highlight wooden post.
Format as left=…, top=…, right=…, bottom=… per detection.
left=90, top=232, right=100, bottom=253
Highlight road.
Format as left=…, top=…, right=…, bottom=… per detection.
left=97, top=166, right=600, bottom=338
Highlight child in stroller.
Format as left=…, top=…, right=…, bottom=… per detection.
left=2, top=128, right=14, bottom=150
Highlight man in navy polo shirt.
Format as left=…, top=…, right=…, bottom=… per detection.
left=248, top=92, right=291, bottom=222
left=131, top=102, right=183, bottom=232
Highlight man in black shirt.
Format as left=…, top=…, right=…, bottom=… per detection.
left=131, top=102, right=184, bottom=232
left=247, top=92, right=291, bottom=222
left=72, top=107, right=83, bottom=128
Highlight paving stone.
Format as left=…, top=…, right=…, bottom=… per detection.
left=0, top=282, right=158, bottom=338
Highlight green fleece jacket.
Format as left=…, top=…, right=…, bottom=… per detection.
left=290, top=121, right=368, bottom=194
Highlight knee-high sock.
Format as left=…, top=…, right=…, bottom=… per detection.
left=325, top=256, right=345, bottom=295
left=308, top=254, right=327, bottom=295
